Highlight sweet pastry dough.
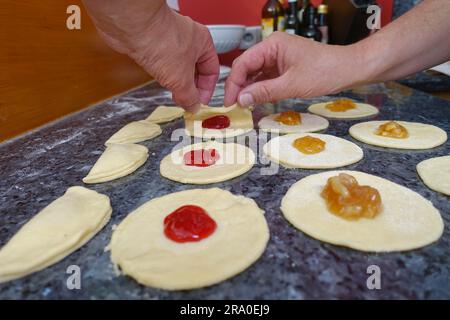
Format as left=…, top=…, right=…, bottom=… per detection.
left=105, top=120, right=161, bottom=146
left=145, top=105, right=185, bottom=124
left=308, top=101, right=379, bottom=119
left=184, top=104, right=253, bottom=138
left=110, top=188, right=269, bottom=290
left=0, top=186, right=111, bottom=283
left=160, top=141, right=255, bottom=184
left=417, top=155, right=450, bottom=196
left=263, top=133, right=363, bottom=169
left=258, top=112, right=329, bottom=134
left=281, top=170, right=444, bottom=252
left=83, top=144, right=148, bottom=184
left=349, top=121, right=447, bottom=150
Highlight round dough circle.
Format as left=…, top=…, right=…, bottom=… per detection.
left=308, top=101, right=379, bottom=119
left=110, top=188, right=269, bottom=290
left=263, top=133, right=363, bottom=169
left=258, top=112, right=329, bottom=134
left=349, top=121, right=447, bottom=150
left=281, top=170, right=444, bottom=252
left=184, top=104, right=254, bottom=139
left=160, top=141, right=255, bottom=184
left=417, top=155, right=450, bottom=196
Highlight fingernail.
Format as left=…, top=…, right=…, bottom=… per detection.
left=239, top=93, right=254, bottom=107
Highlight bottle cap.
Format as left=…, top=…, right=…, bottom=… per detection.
left=318, top=4, right=328, bottom=14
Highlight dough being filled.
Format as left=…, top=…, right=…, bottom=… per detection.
left=263, top=133, right=363, bottom=169
left=281, top=170, right=443, bottom=252
left=105, top=120, right=161, bottom=146
left=145, top=105, right=185, bottom=124
left=0, top=186, right=111, bottom=283
left=308, top=101, right=379, bottom=119
left=83, top=144, right=148, bottom=184
left=349, top=121, right=447, bottom=150
left=417, top=155, right=450, bottom=196
left=160, top=141, right=255, bottom=184
left=258, top=112, right=329, bottom=134
left=184, top=104, right=253, bottom=138
left=110, top=188, right=269, bottom=290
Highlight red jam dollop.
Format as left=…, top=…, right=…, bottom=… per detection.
left=202, top=115, right=231, bottom=129
left=183, top=149, right=220, bottom=167
left=164, top=205, right=217, bottom=243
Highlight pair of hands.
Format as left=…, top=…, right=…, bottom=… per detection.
left=85, top=2, right=363, bottom=112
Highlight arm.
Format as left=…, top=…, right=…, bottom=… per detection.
left=82, top=0, right=219, bottom=111
left=224, top=0, right=450, bottom=107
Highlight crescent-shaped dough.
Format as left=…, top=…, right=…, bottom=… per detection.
left=281, top=171, right=444, bottom=252
left=105, top=120, right=161, bottom=146
left=160, top=141, right=255, bottom=184
left=0, top=186, right=111, bottom=283
left=110, top=188, right=269, bottom=290
left=83, top=144, right=148, bottom=184
left=145, top=106, right=185, bottom=124
left=349, top=121, right=447, bottom=150
left=184, top=104, right=254, bottom=138
left=417, top=155, right=450, bottom=196
left=308, top=102, right=379, bottom=119
left=258, top=112, right=329, bottom=134
left=263, top=133, right=363, bottom=169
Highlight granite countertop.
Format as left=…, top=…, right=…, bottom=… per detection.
left=397, top=70, right=450, bottom=93
left=0, top=79, right=449, bottom=299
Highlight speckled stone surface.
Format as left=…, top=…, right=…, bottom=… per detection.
left=0, top=79, right=449, bottom=300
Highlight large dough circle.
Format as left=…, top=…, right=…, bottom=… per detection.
left=349, top=121, right=447, bottom=150
left=308, top=101, right=379, bottom=119
left=110, top=188, right=269, bottom=290
left=160, top=141, right=255, bottom=184
left=258, top=112, right=329, bottom=134
left=184, top=104, right=254, bottom=138
left=417, top=155, right=450, bottom=196
left=263, top=133, right=363, bottom=169
left=281, top=170, right=444, bottom=252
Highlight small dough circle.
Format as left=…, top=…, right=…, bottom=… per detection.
left=281, top=170, right=444, bottom=252
left=349, top=121, right=447, bottom=150
left=417, top=155, right=450, bottom=196
left=308, top=101, right=379, bottom=119
left=263, top=133, right=363, bottom=169
left=110, top=188, right=269, bottom=290
left=160, top=141, right=255, bottom=184
left=258, top=112, right=329, bottom=134
left=184, top=104, right=254, bottom=139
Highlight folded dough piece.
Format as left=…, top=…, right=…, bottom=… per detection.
left=83, top=144, right=148, bottom=184
left=0, top=186, right=111, bottom=283
left=105, top=121, right=161, bottom=146
left=145, top=105, right=185, bottom=124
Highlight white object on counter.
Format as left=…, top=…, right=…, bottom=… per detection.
left=207, top=25, right=245, bottom=54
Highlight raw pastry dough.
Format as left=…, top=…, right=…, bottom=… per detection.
left=145, top=105, right=185, bottom=124
left=105, top=120, right=161, bottom=146
left=83, top=144, right=148, bottom=184
left=281, top=170, right=443, bottom=252
left=0, top=186, right=111, bottom=283
left=308, top=101, right=379, bottom=119
left=349, top=121, right=447, bottom=150
left=258, top=112, right=329, bottom=134
left=110, top=188, right=269, bottom=290
left=184, top=104, right=254, bottom=139
left=263, top=133, right=363, bottom=169
left=160, top=141, right=255, bottom=184
left=417, top=155, right=450, bottom=196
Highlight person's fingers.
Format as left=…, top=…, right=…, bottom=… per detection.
left=196, top=50, right=220, bottom=104
left=224, top=39, right=278, bottom=106
left=237, top=74, right=292, bottom=107
left=171, top=77, right=201, bottom=112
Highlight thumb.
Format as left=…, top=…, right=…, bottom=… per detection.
left=237, top=76, right=290, bottom=107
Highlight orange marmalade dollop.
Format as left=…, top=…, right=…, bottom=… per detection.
left=276, top=111, right=301, bottom=125
left=325, top=99, right=357, bottom=112
left=375, top=121, right=408, bottom=139
left=293, top=136, right=326, bottom=154
left=321, top=173, right=382, bottom=220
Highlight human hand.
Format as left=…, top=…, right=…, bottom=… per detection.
left=83, top=1, right=219, bottom=112
left=224, top=32, right=367, bottom=107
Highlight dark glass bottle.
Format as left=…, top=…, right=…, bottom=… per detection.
left=317, top=4, right=329, bottom=43
left=299, top=5, right=322, bottom=41
left=262, top=0, right=285, bottom=39
left=285, top=0, right=299, bottom=35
